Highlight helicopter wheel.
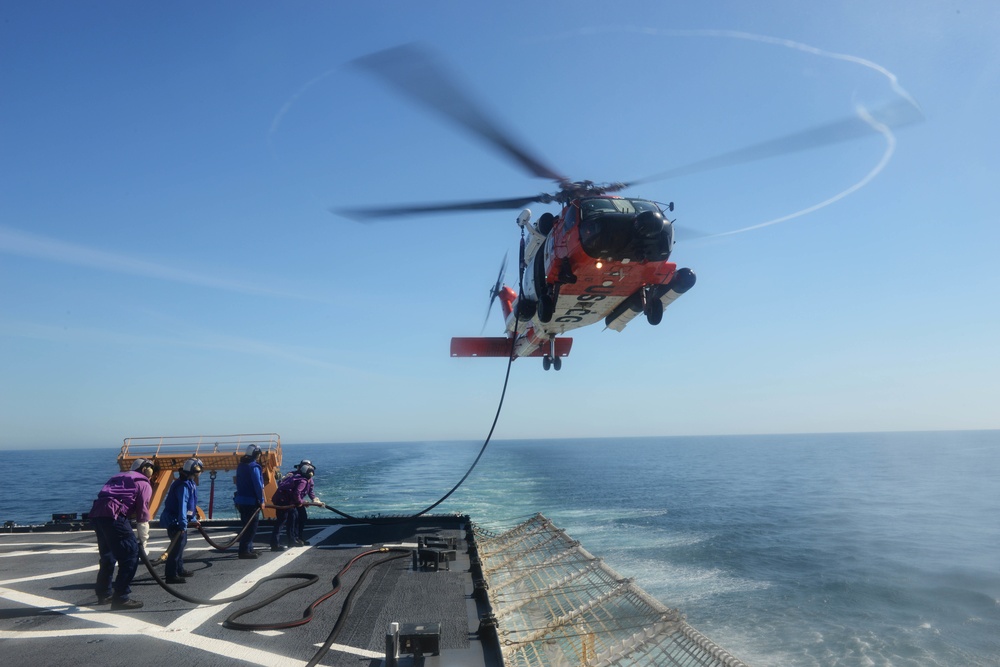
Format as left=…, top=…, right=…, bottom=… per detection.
left=553, top=356, right=562, bottom=371
left=537, top=293, right=554, bottom=323
left=516, top=298, right=537, bottom=321
left=645, top=297, right=663, bottom=326
left=542, top=355, right=552, bottom=371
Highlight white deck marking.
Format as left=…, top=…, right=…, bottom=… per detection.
left=313, top=641, right=383, bottom=659
left=0, top=547, right=97, bottom=558
left=0, top=525, right=384, bottom=664
left=0, top=563, right=97, bottom=586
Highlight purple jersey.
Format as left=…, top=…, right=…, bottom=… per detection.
left=90, top=471, right=152, bottom=522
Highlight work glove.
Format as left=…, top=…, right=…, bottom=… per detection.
left=136, top=522, right=150, bottom=548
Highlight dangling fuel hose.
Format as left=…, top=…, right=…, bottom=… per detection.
left=321, top=319, right=520, bottom=523
left=141, top=263, right=525, bottom=645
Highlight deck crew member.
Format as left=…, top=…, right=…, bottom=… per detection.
left=89, top=458, right=154, bottom=611
left=233, top=444, right=265, bottom=559
left=159, top=458, right=203, bottom=584
left=293, top=459, right=320, bottom=542
left=270, top=462, right=316, bottom=551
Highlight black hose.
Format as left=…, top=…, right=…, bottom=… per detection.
left=322, top=321, right=519, bottom=524
left=223, top=547, right=409, bottom=631
left=139, top=543, right=317, bottom=606
left=196, top=507, right=262, bottom=551
left=305, top=549, right=412, bottom=667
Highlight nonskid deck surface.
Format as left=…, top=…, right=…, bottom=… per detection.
left=0, top=516, right=493, bottom=667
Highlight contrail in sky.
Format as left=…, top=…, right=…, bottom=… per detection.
left=0, top=225, right=322, bottom=302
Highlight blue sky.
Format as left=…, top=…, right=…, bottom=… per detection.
left=2, top=1, right=998, bottom=448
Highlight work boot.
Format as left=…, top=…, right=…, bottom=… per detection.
left=111, top=598, right=143, bottom=611
left=238, top=551, right=259, bottom=559
left=96, top=596, right=112, bottom=605
left=165, top=576, right=187, bottom=585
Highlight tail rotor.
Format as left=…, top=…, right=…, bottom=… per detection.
left=482, top=252, right=508, bottom=333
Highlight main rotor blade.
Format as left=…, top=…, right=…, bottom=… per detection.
left=352, top=44, right=568, bottom=184
left=336, top=194, right=546, bottom=221
left=626, top=99, right=924, bottom=187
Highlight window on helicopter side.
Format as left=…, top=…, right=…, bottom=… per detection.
left=563, top=203, right=579, bottom=229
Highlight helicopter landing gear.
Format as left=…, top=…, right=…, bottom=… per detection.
left=641, top=287, right=664, bottom=325
left=645, top=296, right=663, bottom=325
left=537, top=293, right=554, bottom=323
left=542, top=355, right=562, bottom=371
left=516, top=298, right=536, bottom=321
left=542, top=336, right=562, bottom=371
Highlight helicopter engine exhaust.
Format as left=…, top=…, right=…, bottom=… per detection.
left=605, top=268, right=697, bottom=332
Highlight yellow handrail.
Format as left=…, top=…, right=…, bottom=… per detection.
left=118, top=434, right=283, bottom=520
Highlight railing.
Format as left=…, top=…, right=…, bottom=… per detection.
left=118, top=433, right=283, bottom=520
left=120, top=433, right=281, bottom=461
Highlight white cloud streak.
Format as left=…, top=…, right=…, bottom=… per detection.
left=0, top=225, right=323, bottom=302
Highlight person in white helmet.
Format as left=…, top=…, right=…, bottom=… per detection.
left=89, top=458, right=155, bottom=611
left=158, top=458, right=203, bottom=584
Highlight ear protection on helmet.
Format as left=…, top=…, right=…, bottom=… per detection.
left=183, top=458, right=204, bottom=475
left=131, top=458, right=155, bottom=475
left=299, top=463, right=315, bottom=479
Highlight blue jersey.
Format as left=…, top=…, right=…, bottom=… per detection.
left=159, top=477, right=198, bottom=529
left=234, top=460, right=264, bottom=506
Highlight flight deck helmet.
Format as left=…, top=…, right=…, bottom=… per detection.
left=245, top=444, right=262, bottom=461
left=182, top=458, right=204, bottom=475
left=131, top=458, right=155, bottom=477
left=298, top=463, right=316, bottom=479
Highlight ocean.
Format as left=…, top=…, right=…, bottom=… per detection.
left=3, top=431, right=998, bottom=666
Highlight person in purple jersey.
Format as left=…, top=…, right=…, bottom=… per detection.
left=293, top=459, right=320, bottom=543
left=158, top=458, right=203, bottom=584
left=89, top=458, right=154, bottom=611
left=269, top=462, right=315, bottom=550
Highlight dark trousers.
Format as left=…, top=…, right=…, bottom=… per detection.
left=236, top=504, right=260, bottom=554
left=271, top=507, right=297, bottom=547
left=165, top=525, right=188, bottom=578
left=93, top=516, right=139, bottom=601
left=296, top=505, right=308, bottom=540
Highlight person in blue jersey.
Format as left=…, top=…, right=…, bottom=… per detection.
left=233, top=444, right=265, bottom=559
left=269, top=462, right=316, bottom=551
left=158, top=458, right=203, bottom=584
left=89, top=458, right=155, bottom=611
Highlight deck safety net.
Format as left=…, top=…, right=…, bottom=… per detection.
left=474, top=514, right=750, bottom=667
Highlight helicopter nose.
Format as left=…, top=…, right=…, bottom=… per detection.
left=634, top=210, right=665, bottom=238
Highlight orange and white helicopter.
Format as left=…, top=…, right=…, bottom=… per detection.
left=340, top=45, right=920, bottom=371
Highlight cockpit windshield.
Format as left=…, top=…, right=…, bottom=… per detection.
left=580, top=197, right=662, bottom=220
left=577, top=197, right=673, bottom=262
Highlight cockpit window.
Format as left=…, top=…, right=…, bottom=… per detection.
left=577, top=197, right=672, bottom=262
left=580, top=197, right=660, bottom=220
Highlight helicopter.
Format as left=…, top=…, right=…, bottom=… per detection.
left=339, top=44, right=921, bottom=371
